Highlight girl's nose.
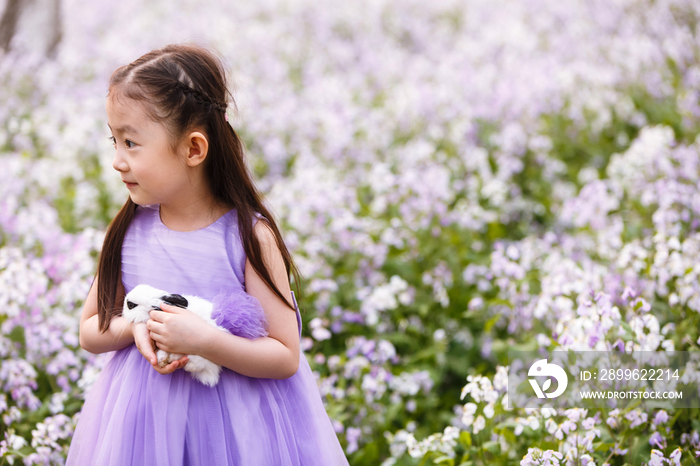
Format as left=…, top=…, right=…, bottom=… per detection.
left=112, top=149, right=128, bottom=173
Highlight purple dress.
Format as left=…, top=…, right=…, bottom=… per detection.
left=67, top=204, right=349, bottom=465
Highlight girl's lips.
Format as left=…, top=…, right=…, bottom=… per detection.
left=124, top=181, right=138, bottom=189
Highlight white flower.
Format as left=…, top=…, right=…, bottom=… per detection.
left=433, top=329, right=446, bottom=342
left=483, top=403, right=495, bottom=419
left=527, top=416, right=540, bottom=431
left=669, top=447, right=682, bottom=466
left=493, top=366, right=509, bottom=391
left=472, top=415, right=485, bottom=434
left=48, top=392, right=68, bottom=414
left=648, top=450, right=665, bottom=466
left=461, top=402, right=477, bottom=426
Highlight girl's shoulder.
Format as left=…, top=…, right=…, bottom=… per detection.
left=218, top=207, right=260, bottom=229
left=252, top=211, right=265, bottom=224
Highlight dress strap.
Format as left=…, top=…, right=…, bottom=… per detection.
left=291, top=290, right=302, bottom=340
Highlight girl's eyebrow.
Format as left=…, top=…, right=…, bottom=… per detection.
left=107, top=123, right=139, bottom=135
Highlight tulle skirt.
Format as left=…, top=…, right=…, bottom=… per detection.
left=66, top=344, right=349, bottom=465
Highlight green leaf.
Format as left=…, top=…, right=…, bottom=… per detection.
left=8, top=325, right=25, bottom=345
left=593, top=442, right=615, bottom=452
left=406, top=346, right=437, bottom=364
left=481, top=441, right=500, bottom=454
left=432, top=456, right=454, bottom=465
left=483, top=314, right=501, bottom=333
left=459, top=431, right=472, bottom=447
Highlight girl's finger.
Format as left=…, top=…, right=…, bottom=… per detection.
left=150, top=356, right=189, bottom=375
left=167, top=360, right=182, bottom=373
left=135, top=339, right=157, bottom=365
left=149, top=329, right=164, bottom=342
left=149, top=310, right=166, bottom=322
left=144, top=350, right=156, bottom=365
left=153, top=342, right=174, bottom=354
left=152, top=359, right=177, bottom=374
left=146, top=319, right=163, bottom=333
left=158, top=303, right=182, bottom=314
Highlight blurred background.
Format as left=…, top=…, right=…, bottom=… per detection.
left=1, top=0, right=700, bottom=464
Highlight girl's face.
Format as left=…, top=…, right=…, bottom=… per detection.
left=107, top=96, right=189, bottom=207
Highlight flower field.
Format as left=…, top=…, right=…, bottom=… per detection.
left=1, top=0, right=700, bottom=464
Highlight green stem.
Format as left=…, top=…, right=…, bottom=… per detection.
left=603, top=432, right=627, bottom=465
left=47, top=373, right=59, bottom=394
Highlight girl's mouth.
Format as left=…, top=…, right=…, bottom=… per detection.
left=124, top=181, right=138, bottom=189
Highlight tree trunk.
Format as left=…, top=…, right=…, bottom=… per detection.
left=45, top=0, right=62, bottom=58
left=0, top=0, right=63, bottom=58
left=0, top=0, right=25, bottom=52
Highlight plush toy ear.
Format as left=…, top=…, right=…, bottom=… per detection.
left=161, top=294, right=189, bottom=309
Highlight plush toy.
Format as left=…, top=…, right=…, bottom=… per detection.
left=122, top=284, right=269, bottom=386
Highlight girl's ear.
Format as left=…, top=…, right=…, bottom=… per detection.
left=182, top=130, right=209, bottom=167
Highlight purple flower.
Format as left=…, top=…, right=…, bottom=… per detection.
left=649, top=431, right=664, bottom=448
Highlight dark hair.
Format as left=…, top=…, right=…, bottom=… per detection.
left=96, top=43, right=302, bottom=332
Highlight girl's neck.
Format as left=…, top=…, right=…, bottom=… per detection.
left=158, top=197, right=231, bottom=232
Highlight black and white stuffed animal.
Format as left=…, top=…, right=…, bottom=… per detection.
left=122, top=284, right=269, bottom=387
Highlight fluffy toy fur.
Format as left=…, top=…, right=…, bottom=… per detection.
left=122, top=284, right=269, bottom=386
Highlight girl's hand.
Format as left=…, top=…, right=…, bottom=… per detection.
left=146, top=303, right=211, bottom=356
left=132, top=322, right=188, bottom=374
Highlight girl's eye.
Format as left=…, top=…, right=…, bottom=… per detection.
left=108, top=136, right=136, bottom=149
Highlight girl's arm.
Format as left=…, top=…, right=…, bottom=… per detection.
left=78, top=274, right=136, bottom=354
left=200, top=220, right=300, bottom=379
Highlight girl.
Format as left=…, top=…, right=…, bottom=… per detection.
left=67, top=44, right=349, bottom=465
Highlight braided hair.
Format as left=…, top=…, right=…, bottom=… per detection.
left=171, top=80, right=228, bottom=115
left=95, top=44, right=302, bottom=333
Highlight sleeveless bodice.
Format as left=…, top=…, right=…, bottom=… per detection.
left=121, top=204, right=249, bottom=298
left=121, top=204, right=302, bottom=337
